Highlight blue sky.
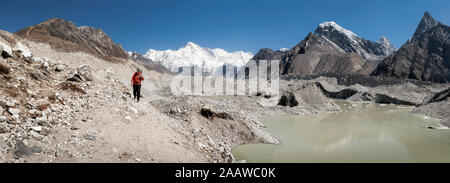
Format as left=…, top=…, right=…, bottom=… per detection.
left=0, top=0, right=449, bottom=54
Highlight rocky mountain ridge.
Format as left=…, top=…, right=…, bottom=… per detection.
left=15, top=18, right=129, bottom=62
left=372, top=12, right=450, bottom=83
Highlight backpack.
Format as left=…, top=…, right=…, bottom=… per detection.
left=133, top=72, right=142, bottom=83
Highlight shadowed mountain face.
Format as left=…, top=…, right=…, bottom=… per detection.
left=372, top=12, right=450, bottom=83
left=128, top=51, right=172, bottom=74
left=15, top=18, right=129, bottom=62
left=254, top=22, right=395, bottom=77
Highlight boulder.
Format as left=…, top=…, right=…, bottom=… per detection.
left=35, top=116, right=47, bottom=124
left=0, top=62, right=11, bottom=74
left=67, top=71, right=84, bottom=82
left=83, top=133, right=96, bottom=141
left=5, top=100, right=16, bottom=107
left=30, top=126, right=42, bottom=132
left=77, top=64, right=94, bottom=81
left=8, top=108, right=20, bottom=116
left=13, top=141, right=31, bottom=159
left=13, top=42, right=32, bottom=58
left=200, top=105, right=233, bottom=120
left=0, top=42, right=13, bottom=58
left=54, top=64, right=66, bottom=72
left=283, top=81, right=340, bottom=111
left=0, top=116, right=6, bottom=122
left=30, top=70, right=49, bottom=81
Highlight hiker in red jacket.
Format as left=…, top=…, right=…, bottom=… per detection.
left=131, top=68, right=144, bottom=102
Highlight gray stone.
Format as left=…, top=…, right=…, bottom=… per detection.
left=29, top=131, right=43, bottom=140
left=77, top=64, right=94, bottom=81
left=5, top=100, right=16, bottom=107
left=13, top=141, right=31, bottom=159
left=0, top=42, right=13, bottom=58
left=30, top=146, right=42, bottom=153
left=67, top=71, right=84, bottom=82
left=30, top=126, right=42, bottom=132
left=70, top=126, right=79, bottom=130
left=54, top=64, right=65, bottom=72
left=35, top=116, right=47, bottom=124
left=8, top=108, right=20, bottom=116
left=83, top=134, right=96, bottom=141
left=0, top=116, right=6, bottom=122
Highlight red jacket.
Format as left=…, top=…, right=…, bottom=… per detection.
left=131, top=72, right=144, bottom=85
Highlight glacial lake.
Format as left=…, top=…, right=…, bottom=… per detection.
left=232, top=100, right=450, bottom=163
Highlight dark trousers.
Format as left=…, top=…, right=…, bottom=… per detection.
left=133, top=84, right=141, bottom=101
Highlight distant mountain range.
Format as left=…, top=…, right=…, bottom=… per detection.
left=143, top=42, right=254, bottom=72
left=13, top=12, right=449, bottom=83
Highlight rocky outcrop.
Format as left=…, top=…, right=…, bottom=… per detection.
left=66, top=65, right=94, bottom=82
left=0, top=42, right=13, bottom=58
left=372, top=12, right=450, bottom=83
left=374, top=94, right=418, bottom=106
left=278, top=91, right=299, bottom=107
left=279, top=81, right=340, bottom=112
left=0, top=62, right=10, bottom=75
left=0, top=32, right=104, bottom=162
left=421, top=87, right=450, bottom=105
left=77, top=65, right=94, bottom=81
left=252, top=48, right=287, bottom=61
left=15, top=18, right=129, bottom=62
left=200, top=105, right=233, bottom=120
left=346, top=92, right=374, bottom=102
left=413, top=100, right=450, bottom=127
left=315, top=81, right=358, bottom=99
left=312, top=77, right=448, bottom=106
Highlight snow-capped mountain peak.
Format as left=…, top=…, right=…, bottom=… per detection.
left=143, top=42, right=253, bottom=72
left=378, top=36, right=390, bottom=44
left=379, top=36, right=394, bottom=49
left=315, top=21, right=395, bottom=61
left=185, top=41, right=200, bottom=47
left=318, top=21, right=359, bottom=42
